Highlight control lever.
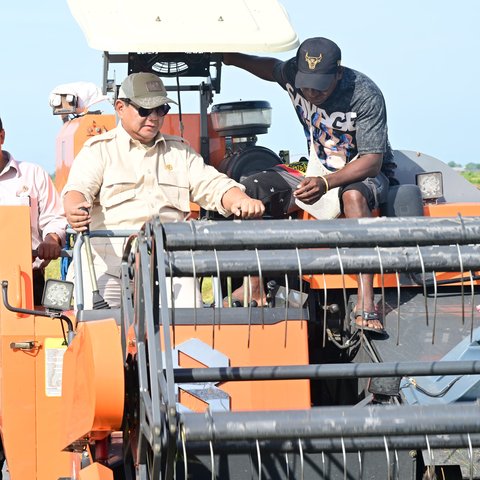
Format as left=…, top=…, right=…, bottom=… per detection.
left=322, top=303, right=340, bottom=314
left=266, top=280, right=279, bottom=308
left=79, top=207, right=110, bottom=310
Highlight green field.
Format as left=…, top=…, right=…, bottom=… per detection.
left=45, top=258, right=61, bottom=280
left=461, top=171, right=480, bottom=188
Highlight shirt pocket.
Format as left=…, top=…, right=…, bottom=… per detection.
left=100, top=179, right=136, bottom=208
left=158, top=178, right=190, bottom=213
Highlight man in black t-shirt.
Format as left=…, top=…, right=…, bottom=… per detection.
left=223, top=37, right=395, bottom=333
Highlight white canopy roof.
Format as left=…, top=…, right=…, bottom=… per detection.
left=68, top=0, right=298, bottom=53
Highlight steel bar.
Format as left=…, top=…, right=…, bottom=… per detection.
left=161, top=217, right=480, bottom=250
left=166, top=245, right=480, bottom=276
left=181, top=434, right=480, bottom=454
left=173, top=360, right=480, bottom=383
left=180, top=404, right=480, bottom=441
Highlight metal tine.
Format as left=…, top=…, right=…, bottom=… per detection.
left=256, top=439, right=262, bottom=480
left=321, top=451, right=325, bottom=480
left=416, top=245, right=429, bottom=327
left=431, top=271, right=438, bottom=345
left=284, top=273, right=289, bottom=348
left=425, top=435, right=435, bottom=480
left=298, top=439, right=304, bottom=480
left=168, top=254, right=176, bottom=348
left=322, top=274, right=327, bottom=348
left=210, top=275, right=216, bottom=349
left=190, top=249, right=198, bottom=330
left=213, top=248, right=222, bottom=330
left=395, top=271, right=401, bottom=346
left=383, top=436, right=391, bottom=480
left=469, top=271, right=475, bottom=342
left=295, top=248, right=304, bottom=322
left=226, top=276, right=233, bottom=308
left=358, top=272, right=365, bottom=324
left=468, top=433, right=474, bottom=480
left=207, top=406, right=215, bottom=478
left=375, top=246, right=386, bottom=330
left=335, top=247, right=348, bottom=328
left=456, top=244, right=466, bottom=324
left=341, top=436, right=347, bottom=480
left=284, top=452, right=290, bottom=480
left=181, top=427, right=188, bottom=480
left=248, top=275, right=253, bottom=348
left=357, top=273, right=365, bottom=336
left=243, top=276, right=248, bottom=308
left=254, top=248, right=265, bottom=327
left=357, top=451, right=363, bottom=480
left=209, top=440, right=216, bottom=480
left=394, top=449, right=399, bottom=480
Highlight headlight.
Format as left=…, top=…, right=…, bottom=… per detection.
left=41, top=279, right=74, bottom=312
left=415, top=171, right=444, bottom=200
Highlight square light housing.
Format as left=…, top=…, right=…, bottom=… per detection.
left=415, top=171, right=444, bottom=200
left=50, top=93, right=78, bottom=116
left=42, top=279, right=74, bottom=311
left=211, top=101, right=272, bottom=137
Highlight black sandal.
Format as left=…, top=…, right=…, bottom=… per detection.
left=350, top=310, right=386, bottom=335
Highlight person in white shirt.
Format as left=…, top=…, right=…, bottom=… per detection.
left=0, top=116, right=67, bottom=304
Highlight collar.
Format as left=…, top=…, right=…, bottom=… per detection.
left=0, top=151, right=18, bottom=177
left=117, top=122, right=166, bottom=151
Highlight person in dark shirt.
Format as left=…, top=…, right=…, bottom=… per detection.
left=224, top=37, right=396, bottom=333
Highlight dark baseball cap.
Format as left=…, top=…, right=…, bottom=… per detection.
left=118, top=72, right=177, bottom=108
left=295, top=37, right=342, bottom=91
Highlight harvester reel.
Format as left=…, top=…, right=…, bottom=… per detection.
left=118, top=216, right=480, bottom=479
left=121, top=223, right=178, bottom=480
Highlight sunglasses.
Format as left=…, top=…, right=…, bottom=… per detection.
left=123, top=99, right=171, bottom=118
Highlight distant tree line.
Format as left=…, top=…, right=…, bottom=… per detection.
left=448, top=161, right=480, bottom=171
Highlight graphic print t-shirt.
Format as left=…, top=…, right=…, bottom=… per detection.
left=273, top=60, right=393, bottom=173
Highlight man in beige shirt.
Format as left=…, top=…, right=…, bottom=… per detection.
left=63, top=72, right=264, bottom=308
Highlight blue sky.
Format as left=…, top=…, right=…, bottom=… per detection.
left=1, top=1, right=479, bottom=174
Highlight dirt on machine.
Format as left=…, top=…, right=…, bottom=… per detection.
left=1, top=1, right=480, bottom=479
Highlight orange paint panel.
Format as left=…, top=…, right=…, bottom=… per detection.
left=0, top=207, right=33, bottom=311
left=178, top=350, right=208, bottom=369
left=61, top=320, right=125, bottom=450
left=434, top=271, right=480, bottom=284
left=424, top=203, right=480, bottom=217
left=161, top=113, right=226, bottom=169
left=35, top=329, right=78, bottom=479
left=164, top=320, right=311, bottom=411
left=178, top=388, right=210, bottom=412
left=0, top=207, right=36, bottom=479
left=55, top=115, right=117, bottom=192
left=79, top=461, right=114, bottom=480
left=0, top=334, right=37, bottom=479
left=308, top=269, right=479, bottom=291
left=307, top=273, right=404, bottom=290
